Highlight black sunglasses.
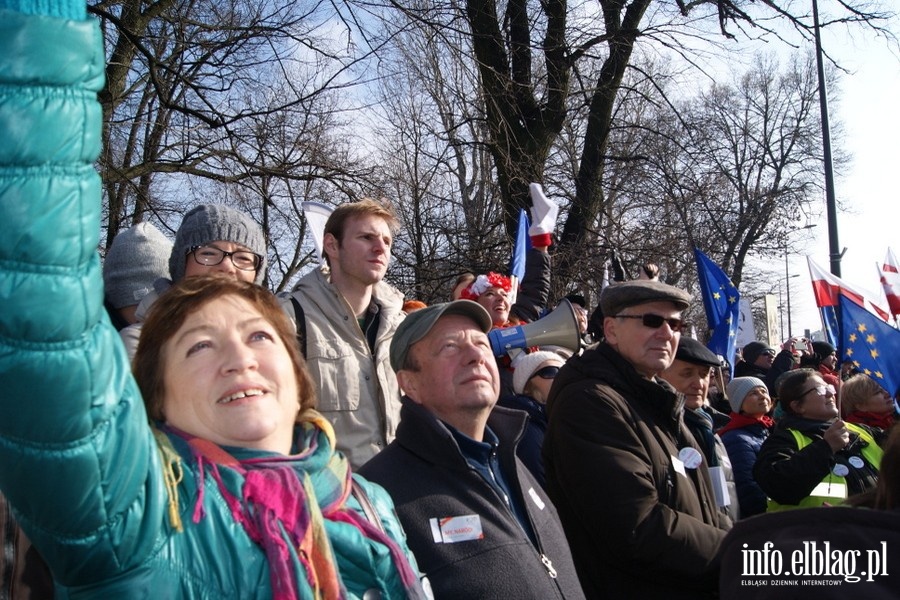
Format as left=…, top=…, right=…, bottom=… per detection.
left=530, top=366, right=560, bottom=380
left=614, top=313, right=683, bottom=332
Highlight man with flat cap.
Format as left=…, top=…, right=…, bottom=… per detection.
left=661, top=337, right=739, bottom=522
left=359, top=301, right=585, bottom=599
left=543, top=280, right=731, bottom=600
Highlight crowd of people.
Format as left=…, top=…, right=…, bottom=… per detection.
left=1, top=1, right=899, bottom=599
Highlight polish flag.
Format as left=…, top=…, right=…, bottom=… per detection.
left=807, top=257, right=891, bottom=321
left=880, top=248, right=900, bottom=316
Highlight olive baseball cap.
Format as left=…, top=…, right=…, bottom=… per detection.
left=390, top=300, right=493, bottom=371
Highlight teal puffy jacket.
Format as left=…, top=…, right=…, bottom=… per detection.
left=0, top=7, right=422, bottom=598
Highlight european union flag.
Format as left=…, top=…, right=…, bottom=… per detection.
left=693, top=249, right=740, bottom=371
left=510, top=208, right=530, bottom=281
left=839, top=295, right=900, bottom=396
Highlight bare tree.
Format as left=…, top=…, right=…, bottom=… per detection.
left=91, top=0, right=377, bottom=264
left=357, top=0, right=892, bottom=288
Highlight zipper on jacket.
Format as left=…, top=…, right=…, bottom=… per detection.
left=540, top=554, right=558, bottom=578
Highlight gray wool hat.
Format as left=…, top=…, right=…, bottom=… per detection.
left=169, top=204, right=267, bottom=284
left=599, top=280, right=692, bottom=317
left=726, top=376, right=767, bottom=413
left=390, top=300, right=493, bottom=371
left=103, top=222, right=173, bottom=309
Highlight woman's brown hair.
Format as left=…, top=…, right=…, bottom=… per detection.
left=133, top=275, right=315, bottom=422
left=776, top=368, right=819, bottom=416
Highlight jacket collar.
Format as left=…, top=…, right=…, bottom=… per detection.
left=394, top=396, right=527, bottom=471
left=554, top=342, right=684, bottom=428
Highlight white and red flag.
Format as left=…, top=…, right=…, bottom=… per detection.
left=879, top=248, right=900, bottom=317
left=807, top=257, right=890, bottom=319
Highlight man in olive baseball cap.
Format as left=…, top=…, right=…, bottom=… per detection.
left=360, top=300, right=586, bottom=598
left=389, top=300, right=492, bottom=372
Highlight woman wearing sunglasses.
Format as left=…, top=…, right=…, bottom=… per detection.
left=499, top=350, right=567, bottom=487
left=754, top=369, right=882, bottom=511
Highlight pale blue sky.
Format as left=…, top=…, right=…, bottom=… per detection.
left=788, top=28, right=900, bottom=335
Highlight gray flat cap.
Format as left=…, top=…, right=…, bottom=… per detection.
left=600, top=280, right=691, bottom=316
left=390, top=300, right=493, bottom=371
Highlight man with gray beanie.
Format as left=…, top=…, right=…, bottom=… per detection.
left=103, top=222, right=173, bottom=330
left=543, top=279, right=731, bottom=599
left=359, top=301, right=585, bottom=599
left=120, top=204, right=267, bottom=358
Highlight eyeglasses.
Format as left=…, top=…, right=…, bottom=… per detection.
left=799, top=384, right=837, bottom=399
left=761, top=349, right=777, bottom=358
left=530, top=366, right=560, bottom=380
left=614, top=313, right=683, bottom=332
left=189, top=245, right=261, bottom=272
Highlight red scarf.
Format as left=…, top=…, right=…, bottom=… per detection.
left=845, top=411, right=894, bottom=431
left=717, top=412, right=774, bottom=436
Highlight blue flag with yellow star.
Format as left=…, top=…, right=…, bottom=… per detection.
left=839, top=294, right=900, bottom=396
left=694, top=249, right=740, bottom=372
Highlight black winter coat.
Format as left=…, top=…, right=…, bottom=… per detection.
left=753, top=415, right=880, bottom=506
left=359, top=398, right=585, bottom=600
left=543, top=342, right=731, bottom=600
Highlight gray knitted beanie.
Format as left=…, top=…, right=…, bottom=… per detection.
left=169, top=204, right=267, bottom=284
left=725, top=376, right=767, bottom=413
left=103, top=222, right=173, bottom=309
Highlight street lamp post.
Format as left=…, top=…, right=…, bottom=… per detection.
left=783, top=223, right=817, bottom=338
left=812, top=0, right=841, bottom=276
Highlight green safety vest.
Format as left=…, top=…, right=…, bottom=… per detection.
left=766, top=422, right=882, bottom=512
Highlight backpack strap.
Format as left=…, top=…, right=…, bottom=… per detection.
left=350, top=477, right=385, bottom=534
left=285, top=295, right=307, bottom=358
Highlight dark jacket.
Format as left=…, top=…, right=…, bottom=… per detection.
left=359, top=398, right=585, bottom=600
left=499, top=248, right=553, bottom=397
left=543, top=342, right=731, bottom=599
left=684, top=406, right=739, bottom=521
left=734, top=350, right=794, bottom=395
left=1, top=493, right=53, bottom=600
left=754, top=415, right=880, bottom=506
left=720, top=421, right=770, bottom=517
left=718, top=507, right=900, bottom=598
left=510, top=248, right=552, bottom=324
left=496, top=393, right=548, bottom=487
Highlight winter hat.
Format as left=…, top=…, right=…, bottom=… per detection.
left=390, top=301, right=493, bottom=371
left=460, top=272, right=512, bottom=301
left=169, top=204, right=267, bottom=284
left=741, top=341, right=774, bottom=365
left=726, top=376, right=767, bottom=413
left=812, top=340, right=836, bottom=358
left=599, top=280, right=691, bottom=317
left=103, top=222, right=173, bottom=309
left=512, top=351, right=565, bottom=396
left=674, top=337, right=722, bottom=367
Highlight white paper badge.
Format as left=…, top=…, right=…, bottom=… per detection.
left=671, top=454, right=687, bottom=477
left=832, top=464, right=850, bottom=477
left=848, top=456, right=865, bottom=469
left=429, top=515, right=484, bottom=544
left=678, top=447, right=703, bottom=469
